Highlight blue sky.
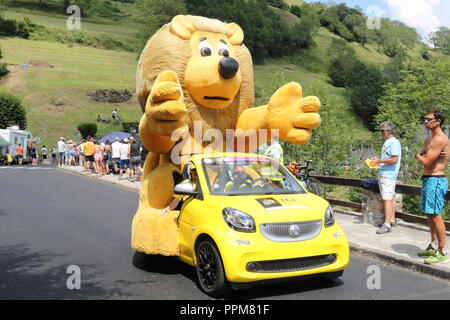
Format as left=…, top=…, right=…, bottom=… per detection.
left=304, top=0, right=450, bottom=38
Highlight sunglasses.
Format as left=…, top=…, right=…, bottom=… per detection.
left=380, top=129, right=388, bottom=132
left=233, top=171, right=244, bottom=176
left=424, top=117, right=436, bottom=122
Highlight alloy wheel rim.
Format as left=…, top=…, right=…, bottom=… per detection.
left=197, top=244, right=218, bottom=290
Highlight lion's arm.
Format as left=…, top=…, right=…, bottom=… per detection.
left=236, top=105, right=269, bottom=132
left=233, top=105, right=272, bottom=152
left=139, top=113, right=177, bottom=154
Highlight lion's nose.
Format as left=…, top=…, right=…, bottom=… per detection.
left=218, top=57, right=239, bottom=79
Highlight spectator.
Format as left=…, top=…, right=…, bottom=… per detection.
left=17, top=143, right=23, bottom=165
left=102, top=140, right=111, bottom=174
left=258, top=135, right=283, bottom=163
left=111, top=137, right=122, bottom=175
left=129, top=137, right=142, bottom=182
left=415, top=109, right=449, bottom=264
left=77, top=141, right=84, bottom=167
left=6, top=150, right=12, bottom=165
left=83, top=137, right=95, bottom=174
left=369, top=121, right=402, bottom=235
left=140, top=142, right=148, bottom=171
left=30, top=144, right=37, bottom=166
left=119, top=138, right=130, bottom=179
left=0, top=153, right=7, bottom=165
left=74, top=143, right=79, bottom=166
left=57, top=137, right=65, bottom=166
left=65, top=140, right=75, bottom=166
left=93, top=140, right=104, bottom=177
left=51, top=146, right=57, bottom=165
left=41, top=145, right=48, bottom=166
left=97, top=114, right=103, bottom=123
left=112, top=109, right=118, bottom=121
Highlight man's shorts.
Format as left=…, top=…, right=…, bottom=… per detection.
left=420, top=175, right=448, bottom=215
left=85, top=154, right=94, bottom=162
left=130, top=156, right=141, bottom=167
left=120, top=159, right=130, bottom=169
left=379, top=176, right=396, bottom=200
left=112, top=157, right=120, bottom=168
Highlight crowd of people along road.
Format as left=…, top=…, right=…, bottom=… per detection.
left=56, top=136, right=146, bottom=182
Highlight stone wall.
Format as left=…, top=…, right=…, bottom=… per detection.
left=361, top=188, right=403, bottom=226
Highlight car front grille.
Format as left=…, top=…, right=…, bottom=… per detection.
left=246, top=254, right=337, bottom=273
left=259, top=220, right=322, bottom=242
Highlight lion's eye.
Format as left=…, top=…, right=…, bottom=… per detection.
left=199, top=42, right=212, bottom=56
left=217, top=42, right=229, bottom=57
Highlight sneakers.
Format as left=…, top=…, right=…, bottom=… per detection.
left=424, top=250, right=449, bottom=264
left=376, top=223, right=392, bottom=234
left=418, top=244, right=437, bottom=257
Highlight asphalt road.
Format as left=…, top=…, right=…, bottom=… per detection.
left=1, top=166, right=449, bottom=302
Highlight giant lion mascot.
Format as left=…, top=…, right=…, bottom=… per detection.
left=131, top=15, right=321, bottom=255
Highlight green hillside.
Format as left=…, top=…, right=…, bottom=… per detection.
left=0, top=0, right=432, bottom=149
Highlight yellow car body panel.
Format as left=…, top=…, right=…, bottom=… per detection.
left=177, top=153, right=349, bottom=283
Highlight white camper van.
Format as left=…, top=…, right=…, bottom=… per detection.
left=0, top=126, right=33, bottom=161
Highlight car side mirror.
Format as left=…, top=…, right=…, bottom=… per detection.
left=174, top=182, right=198, bottom=196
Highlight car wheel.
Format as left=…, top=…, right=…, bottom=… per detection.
left=196, top=238, right=230, bottom=298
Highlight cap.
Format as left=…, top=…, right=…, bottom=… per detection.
left=123, top=138, right=129, bottom=143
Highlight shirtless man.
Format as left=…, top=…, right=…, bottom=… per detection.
left=415, top=109, right=449, bottom=264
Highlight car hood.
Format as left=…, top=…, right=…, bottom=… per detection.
left=207, top=193, right=329, bottom=223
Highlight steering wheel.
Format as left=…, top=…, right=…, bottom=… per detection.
left=249, top=177, right=267, bottom=187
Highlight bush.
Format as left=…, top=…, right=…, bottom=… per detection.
left=0, top=16, right=32, bottom=38
left=77, top=123, right=97, bottom=139
left=0, top=92, right=27, bottom=130
left=122, top=121, right=140, bottom=133
left=0, top=63, right=8, bottom=77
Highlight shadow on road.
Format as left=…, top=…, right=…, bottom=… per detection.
left=132, top=251, right=345, bottom=299
left=0, top=244, right=138, bottom=299
left=132, top=251, right=197, bottom=283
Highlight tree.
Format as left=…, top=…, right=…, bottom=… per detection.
left=428, top=27, right=450, bottom=56
left=326, top=39, right=357, bottom=87
left=132, top=0, right=187, bottom=51
left=375, top=56, right=450, bottom=182
left=375, top=56, right=450, bottom=219
left=347, top=62, right=385, bottom=129
left=0, top=92, right=27, bottom=130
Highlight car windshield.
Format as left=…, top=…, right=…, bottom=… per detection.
left=201, top=156, right=306, bottom=196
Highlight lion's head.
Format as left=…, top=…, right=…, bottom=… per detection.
left=136, top=15, right=255, bottom=136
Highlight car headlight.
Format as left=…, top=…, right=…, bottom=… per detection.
left=222, top=208, right=256, bottom=233
left=324, top=205, right=335, bottom=227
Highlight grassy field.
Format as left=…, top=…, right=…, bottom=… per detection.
left=4, top=9, right=136, bottom=38
left=0, top=37, right=140, bottom=148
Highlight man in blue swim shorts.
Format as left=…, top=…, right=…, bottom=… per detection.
left=416, top=109, right=449, bottom=264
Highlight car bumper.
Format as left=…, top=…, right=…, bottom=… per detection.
left=215, top=223, right=349, bottom=283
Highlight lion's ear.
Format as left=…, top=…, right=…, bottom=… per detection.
left=170, top=15, right=195, bottom=40
left=226, top=22, right=244, bottom=45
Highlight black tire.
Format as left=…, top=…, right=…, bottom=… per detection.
left=196, top=238, right=230, bottom=298
left=323, top=270, right=344, bottom=281
left=306, top=177, right=326, bottom=198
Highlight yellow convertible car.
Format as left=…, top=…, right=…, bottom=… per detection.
left=174, top=153, right=349, bottom=297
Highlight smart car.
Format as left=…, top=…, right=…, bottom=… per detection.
left=174, top=152, right=349, bottom=297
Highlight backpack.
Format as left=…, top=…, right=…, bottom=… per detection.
left=360, top=178, right=380, bottom=193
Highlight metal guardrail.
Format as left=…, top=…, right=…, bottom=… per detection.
left=311, top=175, right=450, bottom=229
